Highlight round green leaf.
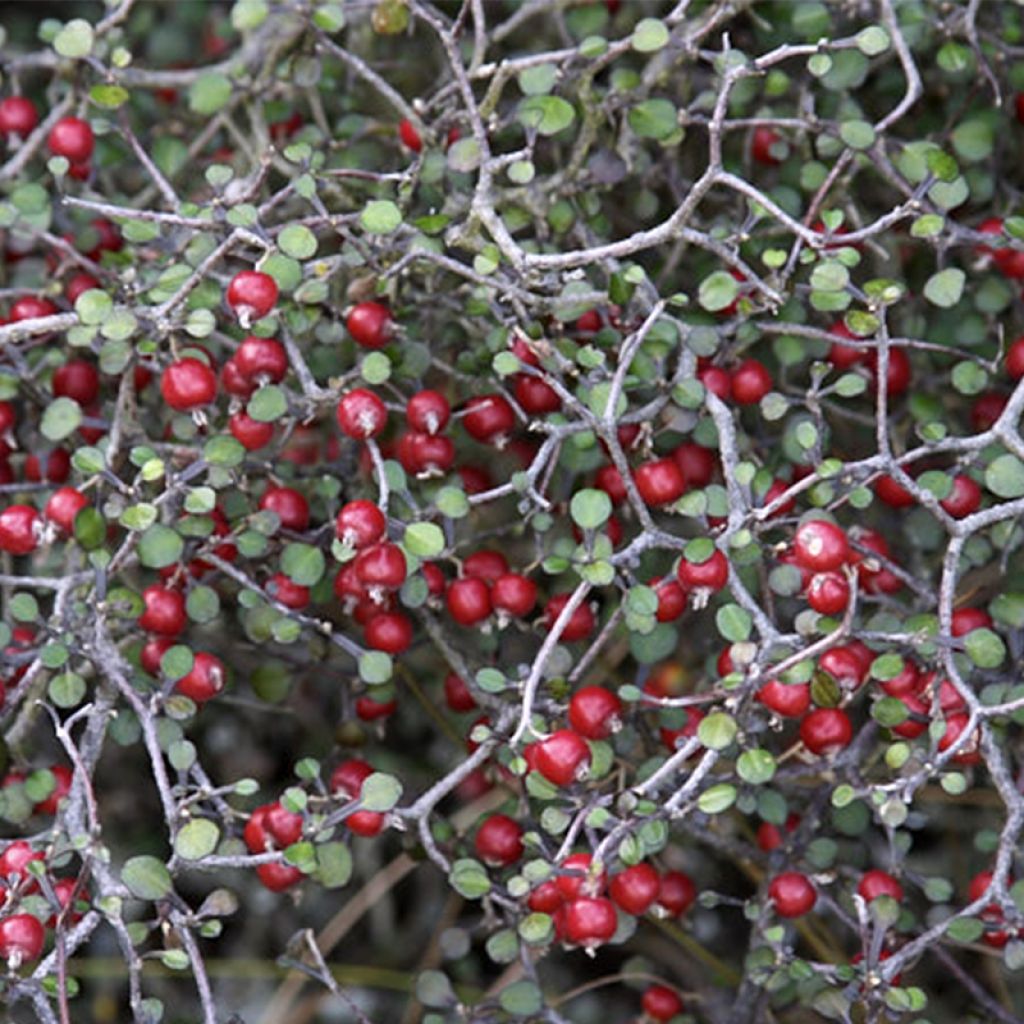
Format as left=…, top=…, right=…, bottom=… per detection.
left=175, top=819, right=221, bottom=861
left=986, top=454, right=1024, bottom=498
left=41, top=397, right=82, bottom=442
left=517, top=96, right=575, bottom=136
left=697, top=712, right=738, bottom=750
left=54, top=18, right=94, bottom=58
left=278, top=224, right=317, bottom=260
left=628, top=98, right=678, bottom=140
left=924, top=268, right=965, bottom=308
left=698, top=271, right=739, bottom=312
left=964, top=628, right=1005, bottom=669
left=361, top=200, right=402, bottom=234
left=631, top=17, right=669, bottom=52
left=138, top=525, right=184, bottom=568
left=570, top=488, right=612, bottom=530
left=122, top=856, right=173, bottom=900
left=360, top=772, right=402, bottom=812
left=281, top=543, right=326, bottom=586
left=403, top=522, right=445, bottom=558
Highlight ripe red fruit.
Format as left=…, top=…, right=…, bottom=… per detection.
left=698, top=364, right=732, bottom=399
left=354, top=542, right=407, bottom=590
left=175, top=652, right=225, bottom=703
left=0, top=914, right=45, bottom=963
left=443, top=672, right=476, bottom=712
left=335, top=500, right=386, bottom=548
left=793, top=519, right=849, bottom=572
left=331, top=758, right=386, bottom=837
left=651, top=576, right=686, bottom=622
left=1007, top=336, right=1024, bottom=379
left=634, top=457, right=685, bottom=506
left=10, top=296, right=57, bottom=321
left=347, top=302, right=393, bottom=349
left=256, top=862, right=304, bottom=892
left=399, top=118, right=423, bottom=151
left=336, top=388, right=387, bottom=439
left=528, top=880, right=563, bottom=914
left=140, top=636, right=173, bottom=676
left=642, top=985, right=684, bottom=1022
left=756, top=813, right=800, bottom=852
left=266, top=573, right=310, bottom=609
left=0, top=97, right=38, bottom=136
left=43, top=486, right=88, bottom=533
left=221, top=357, right=255, bottom=399
left=0, top=505, right=40, bottom=555
left=827, top=321, right=865, bottom=370
left=568, top=685, right=622, bottom=739
left=874, top=474, right=915, bottom=508
left=757, top=679, right=811, bottom=718
left=730, top=358, right=773, bottom=404
left=950, top=606, right=992, bottom=637
left=364, top=611, right=413, bottom=653
left=259, top=485, right=310, bottom=531
left=544, top=593, right=596, bottom=642
left=474, top=813, right=523, bottom=866
left=866, top=346, right=911, bottom=396
left=48, top=116, right=94, bottom=162
left=656, top=870, right=696, bottom=917
left=563, top=896, right=617, bottom=947
left=0, top=840, right=44, bottom=884
left=878, top=659, right=921, bottom=698
left=513, top=373, right=562, bottom=415
left=939, top=712, right=980, bottom=764
left=672, top=442, right=716, bottom=487
left=462, top=394, right=516, bottom=444
left=532, top=729, right=591, bottom=787
left=235, top=336, right=288, bottom=383
left=244, top=805, right=272, bottom=852
left=138, top=584, right=187, bottom=636
left=264, top=802, right=303, bottom=848
left=800, top=707, right=853, bottom=755
left=768, top=872, right=817, bottom=917
left=971, top=391, right=1007, bottom=431
left=555, top=853, right=606, bottom=900
left=446, top=576, right=492, bottom=626
left=396, top=432, right=455, bottom=475
left=609, top=862, right=660, bottom=916
left=752, top=126, right=784, bottom=165
left=677, top=547, right=728, bottom=592
left=806, top=571, right=850, bottom=616
left=940, top=475, right=981, bottom=519
left=858, top=870, right=904, bottom=904
left=226, top=271, right=278, bottom=321
left=406, top=390, right=450, bottom=434
left=229, top=411, right=275, bottom=450
left=491, top=573, right=537, bottom=617
left=34, top=764, right=72, bottom=815
left=161, top=358, right=218, bottom=411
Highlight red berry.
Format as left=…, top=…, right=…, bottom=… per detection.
left=800, top=707, right=853, bottom=755
left=877, top=659, right=921, bottom=698
left=0, top=97, right=38, bottom=136
left=406, top=390, right=450, bottom=434
left=474, top=813, right=523, bottom=867
left=221, top=357, right=255, bottom=399
left=0, top=841, right=44, bottom=885
left=971, top=391, right=1007, bottom=431
left=396, top=431, right=455, bottom=475
left=0, top=914, right=45, bottom=963
left=555, top=853, right=606, bottom=901
left=364, top=611, right=413, bottom=653
left=175, top=651, right=225, bottom=703
left=226, top=271, right=278, bottom=321
left=698, top=364, right=732, bottom=399
left=866, top=346, right=911, bottom=396
left=874, top=474, right=915, bottom=508
left=138, top=584, right=187, bottom=636
left=941, top=475, right=981, bottom=519
left=266, top=573, right=310, bottom=609
left=161, top=358, right=217, bottom=411
left=730, top=358, right=773, bottom=404
left=544, top=593, right=596, bottom=642
left=563, top=896, right=617, bottom=947
left=642, top=985, right=684, bottom=1022
left=528, top=880, right=563, bottom=914
left=757, top=814, right=800, bottom=852
left=656, top=870, right=696, bottom=917
left=446, top=576, right=492, bottom=626
left=10, top=296, right=57, bottom=321
left=398, top=119, right=422, bottom=151
left=793, top=519, right=849, bottom=572
left=44, top=486, right=88, bottom=533
left=462, top=394, right=516, bottom=443
left=53, top=358, right=100, bottom=406
left=1006, top=336, right=1024, bottom=379
left=858, top=870, right=904, bottom=904
left=354, top=542, right=407, bottom=590
left=48, top=116, right=94, bottom=162
left=235, top=336, right=288, bottom=383
left=264, top=802, right=303, bottom=848
left=672, top=442, right=717, bottom=487
left=229, top=411, right=275, bottom=450
left=0, top=505, right=40, bottom=555
left=677, top=547, right=728, bottom=592
left=491, top=573, right=537, bottom=617
left=335, top=500, right=386, bottom=549
left=140, top=636, right=173, bottom=676
left=34, top=764, right=72, bottom=815
left=337, top=388, right=388, bottom=439
left=256, top=862, right=304, bottom=892
left=532, top=729, right=591, bottom=787
left=634, top=457, right=686, bottom=506
left=595, top=464, right=628, bottom=504
left=757, top=679, right=811, bottom=718
left=609, top=862, right=660, bottom=916
left=331, top=758, right=386, bottom=837
left=347, top=302, right=393, bottom=349
left=513, top=374, right=562, bottom=415
left=244, top=805, right=272, bottom=852
left=768, top=872, right=816, bottom=917
left=653, top=576, right=687, bottom=622
left=939, top=712, right=980, bottom=764
left=568, top=685, right=622, bottom=740
left=443, top=672, right=476, bottom=713
left=259, top=485, right=309, bottom=531
left=951, top=606, right=992, bottom=637
left=806, top=570, right=850, bottom=616
left=752, top=126, right=784, bottom=165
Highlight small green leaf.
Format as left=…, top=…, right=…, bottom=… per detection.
left=360, top=772, right=402, bottom=812
left=986, top=454, right=1024, bottom=498
left=698, top=783, right=737, bottom=814
left=924, top=268, right=965, bottom=308
left=403, top=522, right=444, bottom=558
left=628, top=98, right=678, bottom=140
left=570, top=489, right=612, bottom=530
left=278, top=224, right=318, bottom=260
left=122, top=856, right=173, bottom=900
left=359, top=651, right=393, bottom=684
left=697, top=712, right=737, bottom=750
left=698, top=271, right=739, bottom=312
left=54, top=18, right=94, bottom=58
left=499, top=980, right=543, bottom=1017
left=281, top=543, right=326, bottom=586
left=839, top=120, right=875, bottom=149
left=737, top=749, right=776, bottom=785
left=90, top=84, right=130, bottom=109
left=964, top=628, right=1005, bottom=668
left=316, top=842, right=353, bottom=889
left=138, top=525, right=184, bottom=568
left=360, top=200, right=402, bottom=234
left=631, top=17, right=669, bottom=52
left=447, top=138, right=482, bottom=173
left=175, top=819, right=220, bottom=861
left=716, top=604, right=752, bottom=643
left=189, top=73, right=233, bottom=115
left=518, top=96, right=575, bottom=136
left=855, top=25, right=890, bottom=55
left=41, top=397, right=82, bottom=441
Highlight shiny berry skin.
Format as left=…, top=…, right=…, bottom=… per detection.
left=609, top=862, right=660, bottom=916
left=346, top=302, right=393, bottom=349
left=48, top=877, right=86, bottom=926
left=0, top=505, right=40, bottom=555
left=491, top=573, right=537, bottom=617
left=462, top=394, right=516, bottom=443
left=642, top=985, right=684, bottom=1022
left=161, top=358, right=217, bottom=411
left=555, top=853, right=605, bottom=900
left=874, top=474, right=915, bottom=508
left=528, top=880, right=563, bottom=914
left=950, top=606, right=993, bottom=637
left=264, top=802, right=303, bottom=848
left=221, top=357, right=255, bottom=399
left=730, top=358, right=773, bottom=404
left=34, top=764, right=72, bottom=815
left=48, top=116, right=94, bottom=162
left=266, top=573, right=310, bottom=609
left=10, top=296, right=57, bottom=321
left=336, top=388, right=387, bottom=439
left=793, top=519, right=849, bottom=572
left=396, top=431, right=455, bottom=475
left=335, top=500, right=386, bottom=548
left=677, top=547, right=728, bottom=592
left=768, top=872, right=816, bottom=918
left=406, top=389, right=450, bottom=434
left=827, top=321, right=865, bottom=369
left=878, top=659, right=921, bottom=698
left=752, top=126, right=783, bottom=165
left=1007, top=336, right=1024, bottom=379
left=138, top=584, right=187, bottom=636
left=331, top=758, right=386, bottom=837
left=672, top=442, right=716, bottom=487
left=256, top=862, right=304, bottom=892
left=595, top=464, right=627, bottom=504
left=634, top=457, right=685, bottom=506
left=65, top=273, right=99, bottom=304
left=806, top=570, right=850, bottom=616
left=354, top=542, right=407, bottom=590
left=866, top=346, right=911, bottom=396
left=53, top=359, right=100, bottom=406
left=568, top=685, right=622, bottom=740
left=858, top=870, right=904, bottom=903
left=757, top=679, right=811, bottom=718
left=544, top=593, right=596, bottom=642
left=446, top=577, right=492, bottom=626
left=532, top=729, right=591, bottom=787
left=140, top=636, right=173, bottom=676
left=940, top=475, right=981, bottom=519
left=43, top=486, right=88, bottom=533
left=698, top=364, right=732, bottom=399
left=0, top=97, right=38, bottom=136
left=653, top=576, right=687, bottom=622
left=175, top=652, right=225, bottom=703
left=938, top=712, right=980, bottom=764
left=443, top=672, right=476, bottom=713
left=0, top=840, right=44, bottom=884
left=756, top=813, right=800, bottom=852
left=971, top=391, right=1007, bottom=431
left=364, top=611, right=413, bottom=653
left=259, top=485, right=309, bottom=531
left=226, top=271, right=278, bottom=321
left=563, top=896, right=617, bottom=947
left=800, top=707, right=853, bottom=755
left=513, top=373, right=562, bottom=415
left=398, top=118, right=422, bottom=151
left=0, top=914, right=45, bottom=963
left=229, top=411, right=274, bottom=451
left=244, top=805, right=273, bottom=852
left=474, top=813, right=523, bottom=867
left=656, top=870, right=696, bottom=917
left=235, top=336, right=287, bottom=383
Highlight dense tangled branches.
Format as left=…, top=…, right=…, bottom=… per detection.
left=1, top=1, right=1024, bottom=1022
